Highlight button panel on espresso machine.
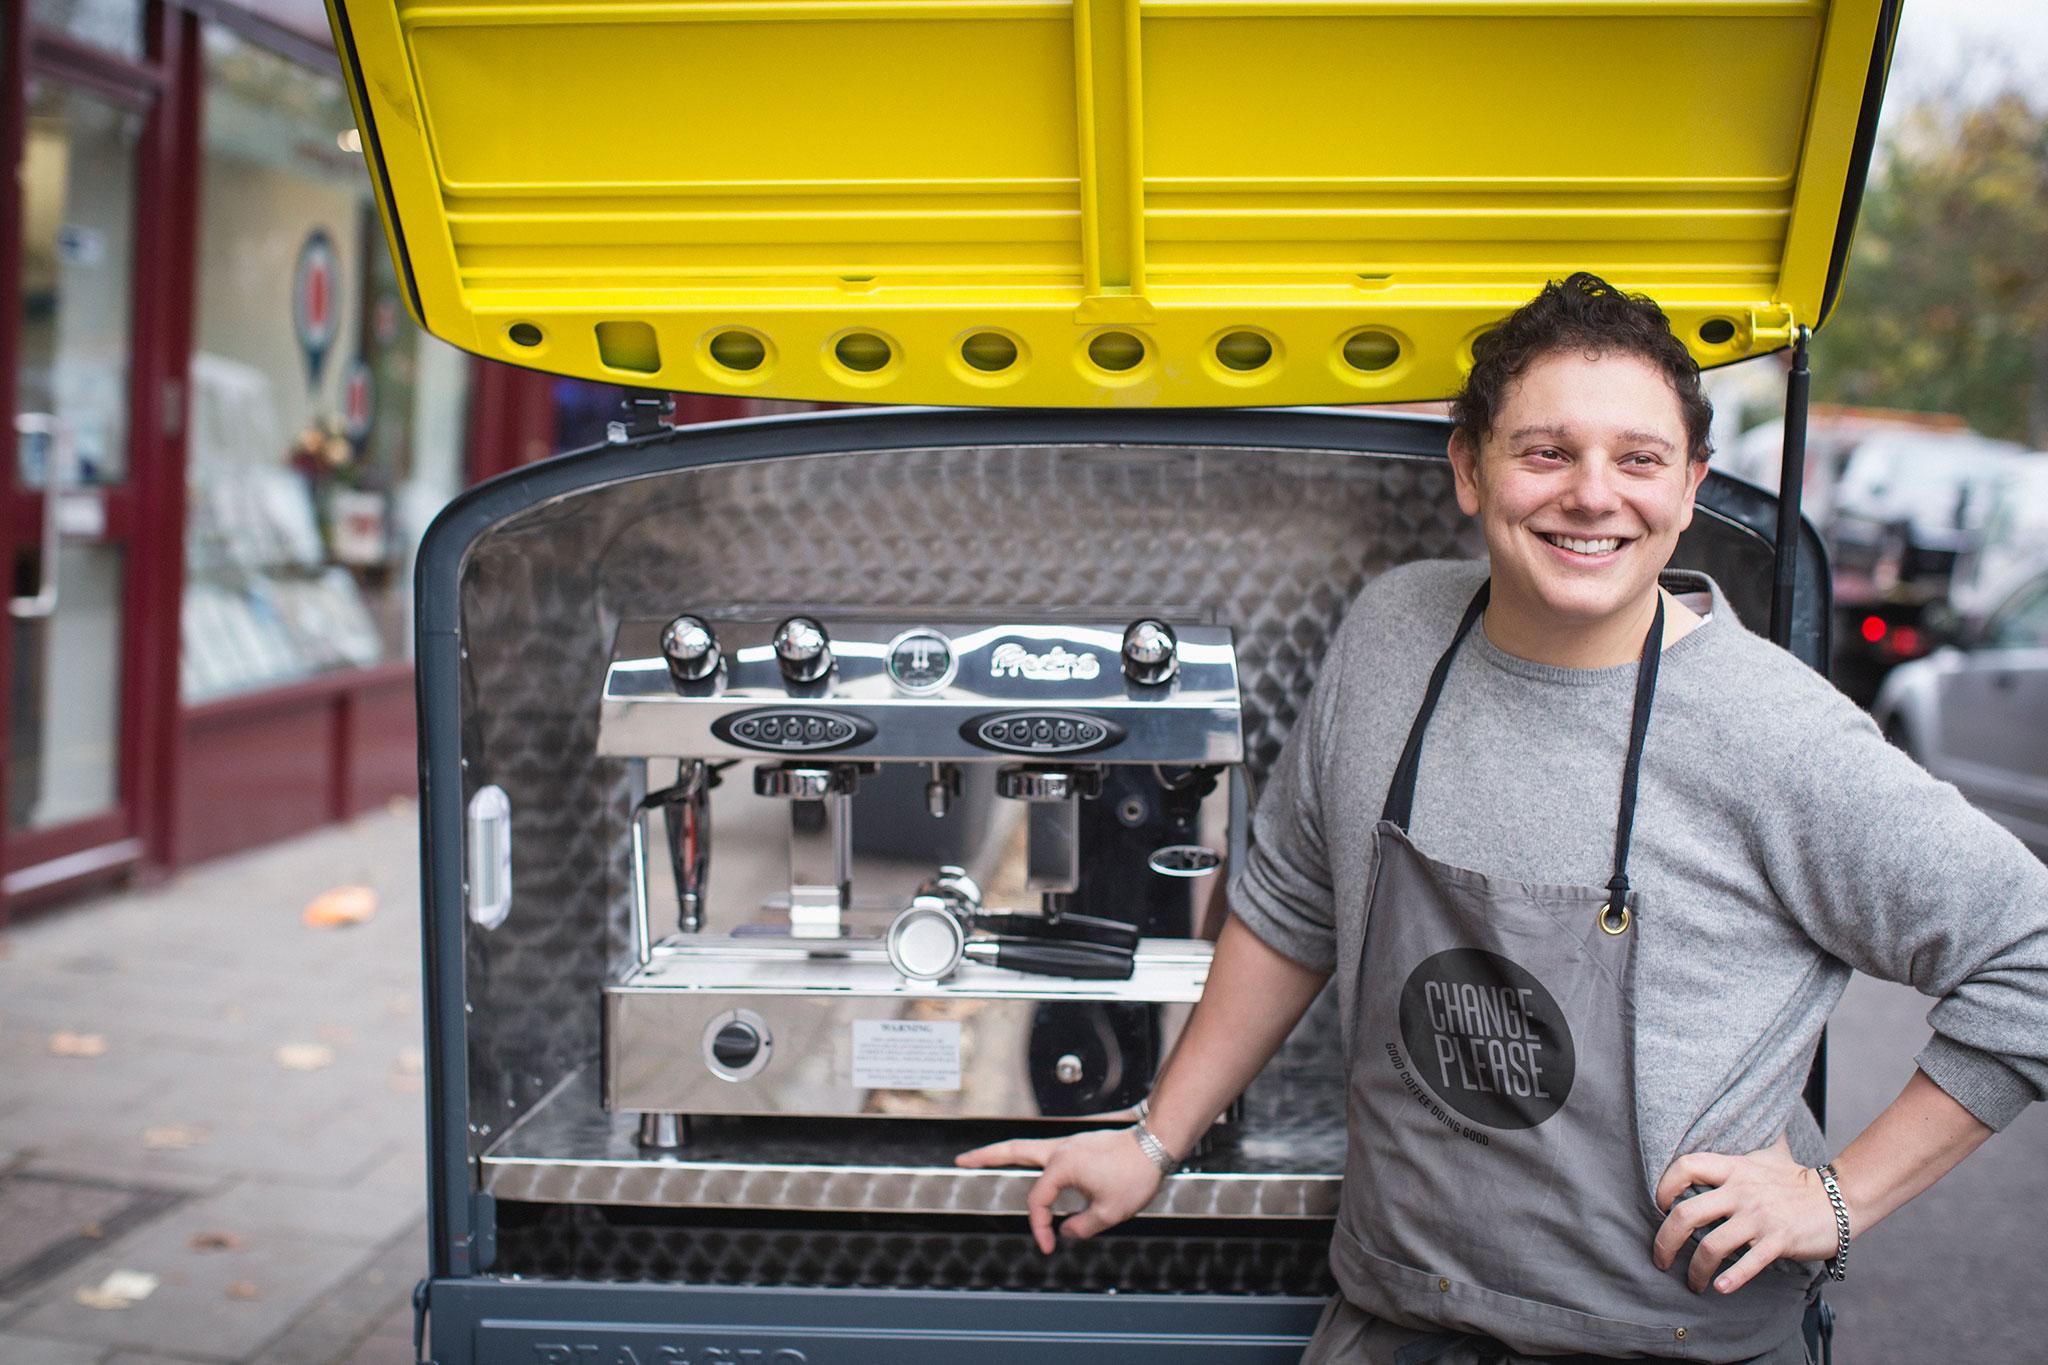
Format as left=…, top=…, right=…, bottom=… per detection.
left=596, top=614, right=1242, bottom=1147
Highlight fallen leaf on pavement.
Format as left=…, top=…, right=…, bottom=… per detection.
left=225, top=1279, right=262, bottom=1301
left=190, top=1230, right=246, bottom=1253
left=274, top=1042, right=334, bottom=1071
left=49, top=1031, right=107, bottom=1057
left=302, top=885, right=377, bottom=929
left=80, top=1222, right=105, bottom=1239
left=143, top=1122, right=211, bottom=1150
left=75, top=1270, right=159, bottom=1309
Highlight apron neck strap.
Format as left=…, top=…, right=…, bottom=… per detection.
left=1379, top=580, right=1667, bottom=908
left=1606, top=590, right=1664, bottom=906
left=1380, top=582, right=1491, bottom=830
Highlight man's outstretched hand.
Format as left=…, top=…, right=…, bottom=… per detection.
left=955, top=1128, right=1166, bottom=1254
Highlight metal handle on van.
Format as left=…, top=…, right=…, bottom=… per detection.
left=10, top=412, right=70, bottom=619
left=466, top=785, right=513, bottom=930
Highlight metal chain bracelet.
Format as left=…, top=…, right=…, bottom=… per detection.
left=1131, top=1119, right=1178, bottom=1175
left=1815, top=1162, right=1851, bottom=1282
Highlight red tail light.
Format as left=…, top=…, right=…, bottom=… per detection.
left=1860, top=615, right=1887, bottom=644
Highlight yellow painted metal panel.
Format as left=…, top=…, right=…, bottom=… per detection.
left=326, top=0, right=1897, bottom=405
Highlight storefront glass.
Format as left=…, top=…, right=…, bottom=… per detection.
left=8, top=78, right=141, bottom=831
left=28, top=0, right=145, bottom=61
left=182, top=26, right=469, bottom=703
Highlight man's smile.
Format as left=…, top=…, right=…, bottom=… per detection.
left=1535, top=531, right=1632, bottom=560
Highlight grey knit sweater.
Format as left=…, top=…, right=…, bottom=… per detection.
left=1232, top=558, right=2048, bottom=1184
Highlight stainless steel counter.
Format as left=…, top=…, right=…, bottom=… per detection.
left=481, top=1067, right=1345, bottom=1220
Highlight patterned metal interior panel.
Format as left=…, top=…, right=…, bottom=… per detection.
left=451, top=432, right=1784, bottom=1206
left=493, top=1201, right=1339, bottom=1297
left=455, top=442, right=1486, bottom=1154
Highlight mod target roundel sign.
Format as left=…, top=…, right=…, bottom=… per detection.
left=292, top=229, right=340, bottom=387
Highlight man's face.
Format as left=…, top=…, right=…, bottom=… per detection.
left=1448, top=348, right=1707, bottom=642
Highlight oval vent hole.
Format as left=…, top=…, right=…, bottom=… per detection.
left=709, top=331, right=767, bottom=372
left=1088, top=332, right=1145, bottom=372
left=962, top=332, right=1019, bottom=372
left=1342, top=330, right=1401, bottom=372
left=1216, top=331, right=1273, bottom=372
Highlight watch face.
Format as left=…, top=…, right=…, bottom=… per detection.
left=887, top=628, right=956, bottom=694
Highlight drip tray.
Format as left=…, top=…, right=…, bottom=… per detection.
left=481, top=1068, right=1344, bottom=1220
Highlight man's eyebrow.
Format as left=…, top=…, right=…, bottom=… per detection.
left=1502, top=424, right=1677, bottom=451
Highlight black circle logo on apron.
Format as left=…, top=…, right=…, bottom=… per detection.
left=1397, top=948, right=1576, bottom=1130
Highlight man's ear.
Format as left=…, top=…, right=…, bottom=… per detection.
left=1448, top=429, right=1483, bottom=517
left=1676, top=454, right=1709, bottom=533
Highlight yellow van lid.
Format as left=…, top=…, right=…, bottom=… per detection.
left=327, top=0, right=1898, bottom=408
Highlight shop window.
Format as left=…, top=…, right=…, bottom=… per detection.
left=182, top=27, right=469, bottom=703
left=29, top=0, right=145, bottom=61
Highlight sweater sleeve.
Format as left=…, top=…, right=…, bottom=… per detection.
left=1759, top=694, right=2048, bottom=1130
left=1228, top=623, right=1345, bottom=975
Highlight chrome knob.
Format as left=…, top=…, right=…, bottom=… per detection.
left=773, top=616, right=832, bottom=684
left=754, top=766, right=845, bottom=801
left=996, top=767, right=1075, bottom=802
left=917, top=864, right=983, bottom=915
left=1121, top=619, right=1179, bottom=685
left=659, top=614, right=721, bottom=683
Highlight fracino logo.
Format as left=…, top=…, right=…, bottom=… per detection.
left=989, top=642, right=1100, bottom=682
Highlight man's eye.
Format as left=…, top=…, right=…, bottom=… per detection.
left=1526, top=448, right=1566, bottom=462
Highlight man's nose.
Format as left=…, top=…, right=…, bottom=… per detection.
left=1560, top=455, right=1623, bottom=514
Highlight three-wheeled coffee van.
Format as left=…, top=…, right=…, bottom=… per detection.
left=323, top=0, right=1900, bottom=1356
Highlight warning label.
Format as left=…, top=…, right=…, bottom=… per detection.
left=851, top=1019, right=962, bottom=1091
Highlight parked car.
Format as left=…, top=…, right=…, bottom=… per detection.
left=1824, top=432, right=2029, bottom=703
left=1874, top=566, right=2048, bottom=859
left=1950, top=459, right=2048, bottom=629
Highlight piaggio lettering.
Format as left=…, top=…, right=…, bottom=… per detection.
left=531, top=1346, right=807, bottom=1364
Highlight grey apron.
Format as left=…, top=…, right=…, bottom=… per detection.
left=1318, top=583, right=1814, bottom=1363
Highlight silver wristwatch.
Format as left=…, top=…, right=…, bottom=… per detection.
left=1130, top=1119, right=1178, bottom=1174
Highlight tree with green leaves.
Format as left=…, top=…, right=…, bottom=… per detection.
left=1819, top=90, right=2048, bottom=447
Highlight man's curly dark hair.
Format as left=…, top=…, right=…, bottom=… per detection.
left=1449, top=272, right=1713, bottom=463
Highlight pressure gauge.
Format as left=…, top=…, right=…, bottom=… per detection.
left=886, top=628, right=956, bottom=694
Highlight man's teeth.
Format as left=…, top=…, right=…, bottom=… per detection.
left=1541, top=533, right=1622, bottom=555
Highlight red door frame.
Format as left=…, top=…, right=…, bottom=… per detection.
left=0, top=0, right=198, bottom=922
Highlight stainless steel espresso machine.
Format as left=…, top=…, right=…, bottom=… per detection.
left=597, top=612, right=1242, bottom=1142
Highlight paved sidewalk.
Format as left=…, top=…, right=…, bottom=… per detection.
left=0, top=806, right=426, bottom=1364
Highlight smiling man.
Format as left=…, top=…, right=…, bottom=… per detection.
left=959, top=274, right=2048, bottom=1364
left=1446, top=303, right=1712, bottom=670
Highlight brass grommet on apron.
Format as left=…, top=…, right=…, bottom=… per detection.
left=1438, top=1277, right=1451, bottom=1293
left=1674, top=1327, right=1688, bottom=1341
left=1598, top=902, right=1631, bottom=935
